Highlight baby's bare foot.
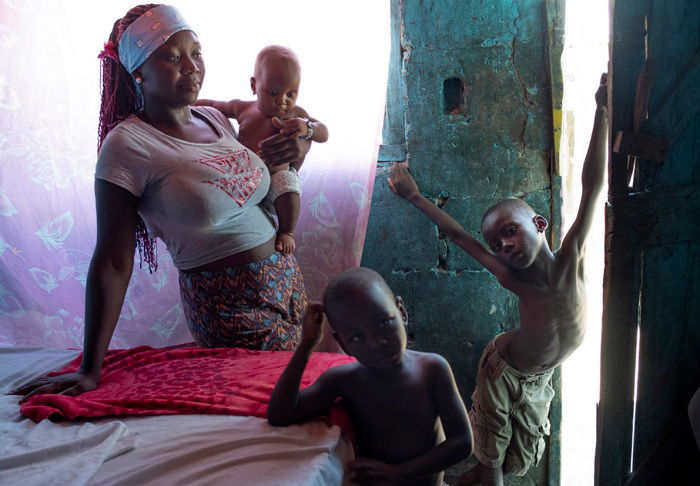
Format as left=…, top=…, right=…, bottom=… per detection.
left=275, top=232, right=296, bottom=254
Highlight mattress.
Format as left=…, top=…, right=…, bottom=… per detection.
left=0, top=347, right=353, bottom=486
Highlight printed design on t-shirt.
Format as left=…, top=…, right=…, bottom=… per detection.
left=198, top=150, right=264, bottom=206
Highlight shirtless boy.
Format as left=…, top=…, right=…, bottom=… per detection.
left=267, top=267, right=473, bottom=486
left=388, top=75, right=608, bottom=485
left=197, top=45, right=328, bottom=254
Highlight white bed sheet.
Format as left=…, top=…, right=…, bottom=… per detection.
left=0, top=347, right=353, bottom=486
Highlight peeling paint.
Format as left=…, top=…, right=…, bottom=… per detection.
left=481, top=35, right=512, bottom=48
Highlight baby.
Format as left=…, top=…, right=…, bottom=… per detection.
left=197, top=45, right=328, bottom=253
left=267, top=267, right=473, bottom=486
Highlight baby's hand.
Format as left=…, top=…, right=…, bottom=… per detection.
left=273, top=116, right=309, bottom=138
left=595, top=72, right=608, bottom=108
left=301, top=303, right=325, bottom=349
left=388, top=162, right=421, bottom=200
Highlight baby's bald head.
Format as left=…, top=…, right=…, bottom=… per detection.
left=254, top=45, right=300, bottom=79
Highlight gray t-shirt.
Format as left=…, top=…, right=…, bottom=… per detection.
left=95, top=106, right=275, bottom=270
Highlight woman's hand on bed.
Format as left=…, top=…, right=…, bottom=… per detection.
left=10, top=371, right=98, bottom=402
left=301, top=303, right=325, bottom=350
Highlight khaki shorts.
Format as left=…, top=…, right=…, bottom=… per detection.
left=469, top=336, right=554, bottom=476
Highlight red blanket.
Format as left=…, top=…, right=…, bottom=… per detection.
left=20, top=346, right=356, bottom=427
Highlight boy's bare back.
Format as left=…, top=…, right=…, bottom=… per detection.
left=390, top=74, right=608, bottom=374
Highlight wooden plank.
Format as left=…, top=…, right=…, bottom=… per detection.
left=632, top=58, right=655, bottom=134
left=626, top=409, right=699, bottom=485
left=597, top=3, right=650, bottom=482
left=596, top=234, right=640, bottom=486
left=607, top=184, right=700, bottom=253
left=601, top=2, right=700, bottom=485
left=609, top=9, right=647, bottom=197
left=632, top=243, right=687, bottom=468
left=643, top=51, right=700, bottom=146
left=612, top=131, right=669, bottom=161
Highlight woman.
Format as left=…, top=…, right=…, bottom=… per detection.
left=15, top=4, right=310, bottom=399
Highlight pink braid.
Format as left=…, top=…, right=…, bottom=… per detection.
left=98, top=4, right=160, bottom=273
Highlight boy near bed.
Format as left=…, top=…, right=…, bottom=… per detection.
left=267, top=267, right=473, bottom=486
left=196, top=45, right=328, bottom=254
left=388, top=75, right=608, bottom=486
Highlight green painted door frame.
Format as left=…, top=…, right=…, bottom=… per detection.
left=596, top=1, right=700, bottom=484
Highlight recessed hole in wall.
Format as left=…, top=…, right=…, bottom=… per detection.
left=443, top=77, right=467, bottom=115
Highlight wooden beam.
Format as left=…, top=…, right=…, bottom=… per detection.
left=609, top=10, right=647, bottom=198
left=613, top=131, right=669, bottom=161
left=625, top=408, right=699, bottom=485
left=598, top=4, right=649, bottom=483
left=643, top=51, right=700, bottom=146
left=607, top=184, right=700, bottom=253
left=596, top=230, right=640, bottom=486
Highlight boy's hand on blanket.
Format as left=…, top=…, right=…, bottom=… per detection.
left=301, top=303, right=325, bottom=350
left=347, top=458, right=403, bottom=485
left=10, top=371, right=98, bottom=402
left=388, top=163, right=421, bottom=202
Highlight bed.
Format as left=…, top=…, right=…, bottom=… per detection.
left=0, top=346, right=355, bottom=486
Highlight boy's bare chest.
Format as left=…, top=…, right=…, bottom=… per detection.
left=344, top=377, right=439, bottom=458
left=511, top=255, right=588, bottom=370
left=518, top=252, right=585, bottom=304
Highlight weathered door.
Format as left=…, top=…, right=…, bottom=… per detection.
left=596, top=1, right=700, bottom=484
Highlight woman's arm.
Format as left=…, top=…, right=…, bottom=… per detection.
left=12, top=180, right=139, bottom=399
left=80, top=180, right=140, bottom=377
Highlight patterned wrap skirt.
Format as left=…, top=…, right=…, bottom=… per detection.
left=178, top=252, right=306, bottom=350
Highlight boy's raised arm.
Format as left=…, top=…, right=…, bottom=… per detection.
left=389, top=163, right=509, bottom=279
left=267, top=303, right=338, bottom=426
left=562, top=73, right=608, bottom=254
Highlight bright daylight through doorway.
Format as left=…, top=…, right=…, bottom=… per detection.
left=559, top=0, right=609, bottom=485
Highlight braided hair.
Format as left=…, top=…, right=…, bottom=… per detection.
left=98, top=4, right=160, bottom=272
